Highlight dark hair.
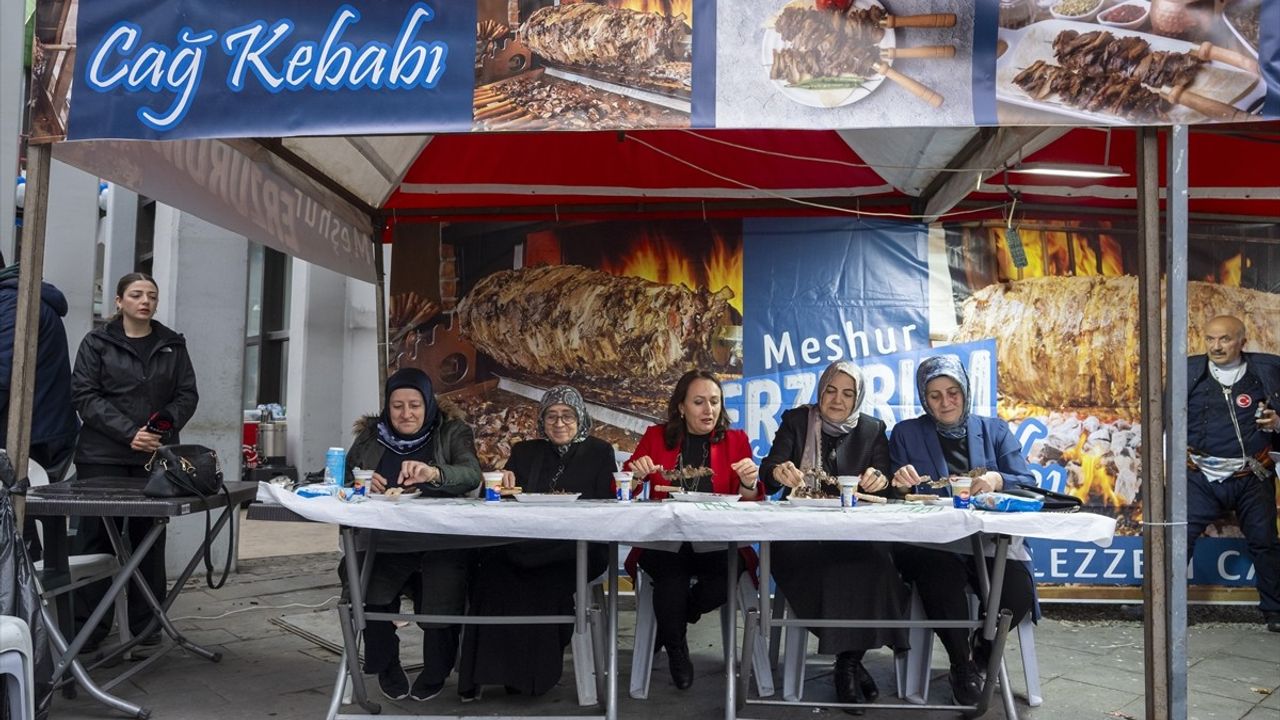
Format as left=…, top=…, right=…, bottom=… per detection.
left=116, top=272, right=158, bottom=299
left=663, top=369, right=730, bottom=449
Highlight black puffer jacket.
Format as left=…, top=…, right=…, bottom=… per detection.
left=71, top=317, right=199, bottom=466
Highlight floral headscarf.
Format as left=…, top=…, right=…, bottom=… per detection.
left=916, top=356, right=970, bottom=440
left=538, top=385, right=593, bottom=453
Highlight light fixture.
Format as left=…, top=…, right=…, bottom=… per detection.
left=1006, top=127, right=1129, bottom=180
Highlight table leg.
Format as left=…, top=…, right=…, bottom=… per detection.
left=335, top=527, right=377, bottom=712
left=335, top=601, right=379, bottom=715
left=606, top=541, right=619, bottom=720
left=325, top=652, right=349, bottom=720
left=41, top=603, right=150, bottom=719
left=37, top=515, right=77, bottom=698
left=724, top=542, right=738, bottom=720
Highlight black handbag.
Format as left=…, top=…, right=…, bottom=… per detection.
left=1007, top=485, right=1083, bottom=513
left=144, top=445, right=234, bottom=589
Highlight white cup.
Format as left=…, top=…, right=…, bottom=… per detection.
left=482, top=471, right=503, bottom=502
left=836, top=475, right=858, bottom=508
left=351, top=469, right=373, bottom=495
left=613, top=471, right=634, bottom=502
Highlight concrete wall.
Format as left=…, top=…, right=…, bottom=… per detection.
left=151, top=205, right=249, bottom=574
left=41, top=161, right=100, bottom=353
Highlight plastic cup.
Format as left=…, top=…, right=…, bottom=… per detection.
left=950, top=478, right=973, bottom=509
left=613, top=471, right=634, bottom=502
left=351, top=469, right=373, bottom=496
left=837, top=475, right=858, bottom=508
left=483, top=472, right=503, bottom=502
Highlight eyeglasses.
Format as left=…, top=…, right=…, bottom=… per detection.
left=544, top=413, right=578, bottom=426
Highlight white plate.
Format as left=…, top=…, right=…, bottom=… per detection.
left=995, top=19, right=1265, bottom=124
left=512, top=492, right=582, bottom=503
left=367, top=489, right=421, bottom=502
left=784, top=497, right=842, bottom=508
left=666, top=491, right=736, bottom=503
left=760, top=0, right=893, bottom=109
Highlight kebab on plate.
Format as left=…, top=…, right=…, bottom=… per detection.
left=1052, top=30, right=1203, bottom=88
left=1013, top=59, right=1169, bottom=122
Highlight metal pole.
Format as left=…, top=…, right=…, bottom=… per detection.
left=373, top=231, right=389, bottom=389
left=6, top=144, right=50, bottom=526
left=1165, top=124, right=1190, bottom=720
left=1136, top=126, right=1171, bottom=720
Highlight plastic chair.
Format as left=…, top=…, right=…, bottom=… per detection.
left=0, top=615, right=35, bottom=720
left=28, top=460, right=131, bottom=647
left=628, top=568, right=774, bottom=699
left=900, top=588, right=1042, bottom=706
left=774, top=593, right=909, bottom=702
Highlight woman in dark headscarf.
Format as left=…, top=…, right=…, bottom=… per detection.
left=456, top=385, right=615, bottom=701
left=342, top=368, right=481, bottom=703
left=887, top=356, right=1036, bottom=707
left=760, top=361, right=906, bottom=714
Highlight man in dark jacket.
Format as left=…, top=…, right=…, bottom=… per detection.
left=1187, top=315, right=1280, bottom=633
left=0, top=259, right=81, bottom=560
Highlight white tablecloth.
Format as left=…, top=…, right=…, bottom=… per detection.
left=256, top=484, right=1116, bottom=547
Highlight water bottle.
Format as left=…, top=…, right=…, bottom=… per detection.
left=325, top=447, right=346, bottom=489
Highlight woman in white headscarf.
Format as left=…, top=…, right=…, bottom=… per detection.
left=457, top=385, right=615, bottom=701
left=760, top=361, right=906, bottom=715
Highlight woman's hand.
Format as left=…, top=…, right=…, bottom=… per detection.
left=500, top=470, right=518, bottom=489
left=772, top=461, right=805, bottom=489
left=370, top=472, right=390, bottom=494
left=732, top=458, right=760, bottom=494
left=892, top=464, right=922, bottom=490
left=859, top=467, right=889, bottom=493
left=131, top=427, right=163, bottom=453
left=398, top=461, right=440, bottom=488
left=970, top=471, right=1003, bottom=495
left=629, top=456, right=663, bottom=481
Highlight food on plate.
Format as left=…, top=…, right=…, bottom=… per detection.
left=518, top=4, right=690, bottom=72
left=1012, top=60, right=1169, bottom=121
left=769, top=4, right=888, bottom=87
left=456, top=265, right=734, bottom=380
left=1052, top=0, right=1102, bottom=17
left=951, top=276, right=1280, bottom=409
left=472, top=75, right=684, bottom=129
left=1053, top=30, right=1202, bottom=88
left=384, top=487, right=403, bottom=498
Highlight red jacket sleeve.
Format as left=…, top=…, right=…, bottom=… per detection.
left=722, top=430, right=763, bottom=500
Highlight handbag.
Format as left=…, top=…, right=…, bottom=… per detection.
left=144, top=444, right=234, bottom=588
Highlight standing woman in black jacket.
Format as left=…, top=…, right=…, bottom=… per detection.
left=70, top=272, right=199, bottom=648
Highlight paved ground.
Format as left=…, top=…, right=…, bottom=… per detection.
left=47, top=513, right=1280, bottom=720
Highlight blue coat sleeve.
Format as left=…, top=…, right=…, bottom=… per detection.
left=989, top=419, right=1035, bottom=489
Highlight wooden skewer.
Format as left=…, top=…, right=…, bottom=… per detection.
left=1163, top=85, right=1250, bottom=122
left=854, top=492, right=887, bottom=504
left=905, top=493, right=939, bottom=502
left=654, top=484, right=686, bottom=494
left=475, top=101, right=517, bottom=120
left=498, top=486, right=523, bottom=495
left=882, top=45, right=956, bottom=60
left=1194, top=41, right=1259, bottom=75
left=883, top=13, right=956, bottom=29
left=872, top=61, right=944, bottom=108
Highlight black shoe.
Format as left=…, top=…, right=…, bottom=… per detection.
left=668, top=641, right=694, bottom=690
left=377, top=661, right=410, bottom=701
left=458, top=686, right=482, bottom=703
left=1265, top=612, right=1280, bottom=633
left=409, top=673, right=445, bottom=701
left=832, top=653, right=867, bottom=715
left=949, top=661, right=983, bottom=707
left=852, top=658, right=878, bottom=703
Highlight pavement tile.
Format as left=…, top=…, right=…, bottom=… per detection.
left=1188, top=666, right=1280, bottom=705
left=1240, top=706, right=1280, bottom=720
left=1261, top=688, right=1280, bottom=710
left=1187, top=691, right=1264, bottom=720
left=1034, top=676, right=1143, bottom=717
left=1192, top=656, right=1280, bottom=687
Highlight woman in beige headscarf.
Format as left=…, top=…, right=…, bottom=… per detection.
left=760, top=361, right=906, bottom=715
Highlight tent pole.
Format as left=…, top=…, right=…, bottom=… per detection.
left=6, top=143, right=50, bottom=525
left=1164, top=124, right=1189, bottom=720
left=374, top=231, right=388, bottom=390
left=1136, top=126, right=1172, bottom=720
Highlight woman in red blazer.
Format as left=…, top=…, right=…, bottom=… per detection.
left=624, top=370, right=762, bottom=690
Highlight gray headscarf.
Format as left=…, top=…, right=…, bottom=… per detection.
left=538, top=385, right=593, bottom=454
left=802, top=361, right=866, bottom=470
left=916, top=356, right=970, bottom=440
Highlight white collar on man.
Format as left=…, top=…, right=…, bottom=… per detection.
left=1208, top=359, right=1247, bottom=387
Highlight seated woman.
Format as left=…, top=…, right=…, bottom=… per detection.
left=759, top=361, right=906, bottom=714
left=624, top=369, right=763, bottom=690
left=343, top=368, right=481, bottom=702
left=887, top=356, right=1036, bottom=707
left=457, top=385, right=615, bottom=700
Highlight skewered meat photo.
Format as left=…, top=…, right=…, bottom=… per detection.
left=455, top=265, right=734, bottom=381
left=473, top=73, right=686, bottom=130
left=517, top=3, right=692, bottom=94
left=951, top=276, right=1280, bottom=411
left=996, top=19, right=1263, bottom=124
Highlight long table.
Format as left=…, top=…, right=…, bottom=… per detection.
left=26, top=478, right=258, bottom=719
left=256, top=484, right=1117, bottom=720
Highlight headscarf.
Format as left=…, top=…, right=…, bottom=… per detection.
left=538, top=384, right=592, bottom=454
left=376, top=368, right=440, bottom=455
left=802, top=361, right=865, bottom=470
left=916, top=356, right=970, bottom=440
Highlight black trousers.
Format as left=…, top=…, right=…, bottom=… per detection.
left=346, top=550, right=470, bottom=685
left=892, top=544, right=1035, bottom=668
left=1186, top=470, right=1280, bottom=614
left=637, top=544, right=734, bottom=651
left=72, top=463, right=167, bottom=644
